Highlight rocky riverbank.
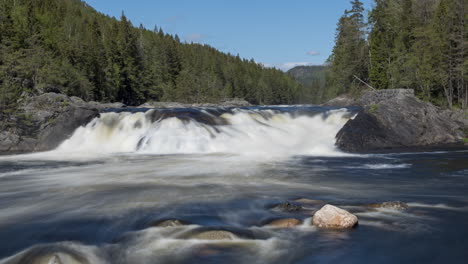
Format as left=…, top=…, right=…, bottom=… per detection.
left=334, top=89, right=468, bottom=153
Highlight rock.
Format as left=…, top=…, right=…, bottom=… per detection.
left=294, top=198, right=324, bottom=205
left=189, top=230, right=237, bottom=240
left=150, top=219, right=190, bottom=227
left=322, top=94, right=357, bottom=107
left=8, top=248, right=88, bottom=264
left=336, top=93, right=466, bottom=152
left=368, top=201, right=409, bottom=211
left=272, top=201, right=303, bottom=212
left=312, top=204, right=358, bottom=229
left=0, top=93, right=100, bottom=154
left=265, top=218, right=302, bottom=228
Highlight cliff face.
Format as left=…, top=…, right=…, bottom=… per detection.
left=335, top=90, right=467, bottom=152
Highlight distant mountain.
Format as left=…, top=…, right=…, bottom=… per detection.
left=287, top=65, right=328, bottom=104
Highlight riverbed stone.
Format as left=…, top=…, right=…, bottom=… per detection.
left=312, top=204, right=358, bottom=229
left=265, top=218, right=302, bottom=228
left=189, top=230, right=237, bottom=240
left=272, top=201, right=303, bottom=212
left=151, top=219, right=190, bottom=227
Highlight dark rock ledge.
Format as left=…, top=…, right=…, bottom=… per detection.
left=335, top=89, right=468, bottom=152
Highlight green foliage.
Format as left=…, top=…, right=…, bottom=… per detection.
left=326, top=0, right=369, bottom=100
left=369, top=104, right=378, bottom=114
left=329, top=0, right=467, bottom=109
left=287, top=66, right=328, bottom=104
left=0, top=0, right=300, bottom=113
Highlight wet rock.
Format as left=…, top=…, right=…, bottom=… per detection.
left=273, top=201, right=303, bottom=212
left=265, top=218, right=302, bottom=228
left=294, top=198, right=324, bottom=206
left=151, top=219, right=190, bottom=227
left=336, top=93, right=466, bottom=152
left=189, top=230, right=237, bottom=240
left=1, top=93, right=99, bottom=154
left=312, top=204, right=358, bottom=229
left=8, top=248, right=88, bottom=264
left=368, top=201, right=409, bottom=211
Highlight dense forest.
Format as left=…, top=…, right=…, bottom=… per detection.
left=0, top=0, right=300, bottom=118
left=327, top=0, right=467, bottom=108
left=287, top=66, right=327, bottom=104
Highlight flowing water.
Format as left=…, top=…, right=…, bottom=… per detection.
left=0, top=106, right=467, bottom=264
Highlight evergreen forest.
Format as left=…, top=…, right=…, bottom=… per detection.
left=0, top=0, right=300, bottom=118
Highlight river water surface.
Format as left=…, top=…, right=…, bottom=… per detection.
left=0, top=106, right=467, bottom=263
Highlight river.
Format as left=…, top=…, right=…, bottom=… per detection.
left=0, top=106, right=467, bottom=263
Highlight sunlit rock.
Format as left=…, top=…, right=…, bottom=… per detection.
left=312, top=204, right=358, bottom=229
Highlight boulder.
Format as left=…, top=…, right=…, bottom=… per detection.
left=265, top=218, right=302, bottom=228
left=336, top=94, right=466, bottom=152
left=312, top=204, right=358, bottom=229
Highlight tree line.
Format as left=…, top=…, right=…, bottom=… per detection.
left=0, top=0, right=300, bottom=119
left=327, top=0, right=467, bottom=108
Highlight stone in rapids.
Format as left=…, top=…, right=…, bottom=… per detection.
left=190, top=230, right=237, bottom=240
left=266, top=218, right=302, bottom=228
left=312, top=204, right=358, bottom=229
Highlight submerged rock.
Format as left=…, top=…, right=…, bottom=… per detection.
left=272, top=201, right=303, bottom=212
left=7, top=248, right=89, bottom=264
left=189, top=230, right=237, bottom=240
left=368, top=201, right=409, bottom=211
left=294, top=198, right=325, bottom=206
left=312, top=204, right=358, bottom=229
left=150, top=219, right=190, bottom=227
left=265, top=218, right=302, bottom=228
left=336, top=91, right=466, bottom=152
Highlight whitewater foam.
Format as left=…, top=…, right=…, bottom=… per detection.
left=53, top=108, right=353, bottom=158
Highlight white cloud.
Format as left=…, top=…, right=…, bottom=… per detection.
left=306, top=50, right=320, bottom=56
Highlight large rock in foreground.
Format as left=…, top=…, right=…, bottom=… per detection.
left=312, top=204, right=358, bottom=229
left=336, top=92, right=466, bottom=152
left=1, top=93, right=100, bottom=154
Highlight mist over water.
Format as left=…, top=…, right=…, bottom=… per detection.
left=0, top=106, right=467, bottom=264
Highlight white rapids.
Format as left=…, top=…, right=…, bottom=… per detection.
left=55, top=108, right=353, bottom=158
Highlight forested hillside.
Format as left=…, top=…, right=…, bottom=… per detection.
left=287, top=66, right=327, bottom=104
left=327, top=0, right=467, bottom=108
left=0, top=0, right=300, bottom=116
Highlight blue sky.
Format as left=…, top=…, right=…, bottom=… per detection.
left=85, top=0, right=373, bottom=71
